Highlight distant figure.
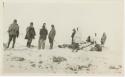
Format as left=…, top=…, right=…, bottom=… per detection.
left=93, top=33, right=97, bottom=44
left=86, top=36, right=91, bottom=43
left=25, top=22, right=36, bottom=48
left=101, top=32, right=107, bottom=46
left=7, top=19, right=19, bottom=48
left=38, top=23, right=48, bottom=49
left=91, top=33, right=100, bottom=45
left=91, top=33, right=102, bottom=51
left=48, top=25, right=56, bottom=49
left=72, top=27, right=82, bottom=52
left=71, top=28, right=76, bottom=44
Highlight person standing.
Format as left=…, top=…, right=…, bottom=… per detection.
left=25, top=22, right=36, bottom=48
left=71, top=28, right=76, bottom=44
left=72, top=27, right=82, bottom=52
left=93, top=33, right=101, bottom=45
left=86, top=36, right=91, bottom=43
left=93, top=33, right=102, bottom=51
left=101, top=32, right=107, bottom=46
left=38, top=23, right=48, bottom=49
left=7, top=19, right=19, bottom=48
left=48, top=24, right=56, bottom=49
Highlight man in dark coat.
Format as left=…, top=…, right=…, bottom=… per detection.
left=48, top=25, right=56, bottom=49
left=71, top=28, right=76, bottom=44
left=25, top=22, right=36, bottom=48
left=38, top=23, right=48, bottom=49
left=7, top=19, right=19, bottom=48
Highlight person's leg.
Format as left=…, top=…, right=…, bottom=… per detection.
left=7, top=35, right=12, bottom=48
left=50, top=43, right=52, bottom=49
left=103, top=40, right=106, bottom=46
left=41, top=39, right=43, bottom=49
left=41, top=39, right=46, bottom=49
left=27, top=40, right=29, bottom=47
left=51, top=39, right=54, bottom=49
left=27, top=39, right=30, bottom=48
left=29, top=39, right=32, bottom=48
left=39, top=38, right=43, bottom=49
left=12, top=35, right=16, bottom=48
left=49, top=38, right=53, bottom=49
left=43, top=40, right=46, bottom=49
left=49, top=38, right=51, bottom=49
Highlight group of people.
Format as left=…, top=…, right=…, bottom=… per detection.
left=71, top=27, right=107, bottom=52
left=7, top=19, right=56, bottom=49
left=6, top=19, right=107, bottom=51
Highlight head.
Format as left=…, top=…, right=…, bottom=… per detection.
left=73, top=28, right=76, bottom=32
left=30, top=22, right=33, bottom=27
left=42, top=23, right=46, bottom=29
left=43, top=23, right=46, bottom=26
left=13, top=19, right=17, bottom=24
left=51, top=24, right=54, bottom=28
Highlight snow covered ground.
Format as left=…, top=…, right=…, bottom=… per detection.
left=2, top=38, right=123, bottom=75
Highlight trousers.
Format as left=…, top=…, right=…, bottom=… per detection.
left=7, top=35, right=16, bottom=48
left=38, top=38, right=46, bottom=49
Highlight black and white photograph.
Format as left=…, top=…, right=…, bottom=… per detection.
left=0, top=0, right=124, bottom=76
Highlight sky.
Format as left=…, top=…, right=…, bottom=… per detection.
left=2, top=0, right=123, bottom=51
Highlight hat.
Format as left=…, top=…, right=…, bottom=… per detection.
left=51, top=24, right=54, bottom=27
left=30, top=22, right=33, bottom=25
left=13, top=19, right=17, bottom=23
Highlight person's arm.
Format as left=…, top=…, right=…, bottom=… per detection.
left=17, top=25, right=19, bottom=37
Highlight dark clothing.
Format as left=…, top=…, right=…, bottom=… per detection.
left=101, top=33, right=107, bottom=46
left=72, top=43, right=79, bottom=52
left=90, top=44, right=102, bottom=51
left=71, top=31, right=76, bottom=44
left=49, top=37, right=54, bottom=49
left=8, top=23, right=19, bottom=37
left=48, top=28, right=56, bottom=40
left=95, top=44, right=102, bottom=51
left=38, top=28, right=48, bottom=49
left=7, top=35, right=16, bottom=48
left=27, top=38, right=32, bottom=48
left=39, top=28, right=48, bottom=40
left=25, top=26, right=36, bottom=39
left=48, top=28, right=56, bottom=49
left=25, top=26, right=36, bottom=48
left=7, top=23, right=19, bottom=48
left=86, top=36, right=91, bottom=42
left=38, top=38, right=46, bottom=49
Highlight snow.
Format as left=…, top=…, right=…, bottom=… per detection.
left=2, top=43, right=123, bottom=75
